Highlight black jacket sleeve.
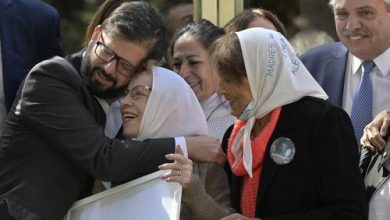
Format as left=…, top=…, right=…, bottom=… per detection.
left=18, top=57, right=175, bottom=182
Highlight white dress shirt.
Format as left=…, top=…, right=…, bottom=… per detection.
left=96, top=98, right=122, bottom=138
left=342, top=47, right=390, bottom=117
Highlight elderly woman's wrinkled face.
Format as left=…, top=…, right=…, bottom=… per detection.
left=120, top=71, right=152, bottom=138
left=173, top=33, right=220, bottom=103
left=217, top=73, right=252, bottom=118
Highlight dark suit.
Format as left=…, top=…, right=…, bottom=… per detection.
left=0, top=0, right=64, bottom=111
left=222, top=97, right=368, bottom=220
left=300, top=42, right=348, bottom=107
left=300, top=42, right=389, bottom=180
left=0, top=54, right=174, bottom=220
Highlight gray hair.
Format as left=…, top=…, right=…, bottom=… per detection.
left=329, top=0, right=390, bottom=11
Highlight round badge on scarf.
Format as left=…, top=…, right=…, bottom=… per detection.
left=270, top=137, right=295, bottom=165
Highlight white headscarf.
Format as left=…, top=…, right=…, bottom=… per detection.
left=232, top=28, right=328, bottom=177
left=137, top=66, right=208, bottom=141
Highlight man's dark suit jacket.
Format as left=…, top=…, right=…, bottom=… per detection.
left=0, top=0, right=64, bottom=110
left=300, top=42, right=348, bottom=107
left=0, top=54, right=175, bottom=220
left=222, top=97, right=368, bottom=220
left=300, top=42, right=381, bottom=178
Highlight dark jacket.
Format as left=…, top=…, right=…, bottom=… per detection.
left=0, top=0, right=64, bottom=110
left=222, top=97, right=368, bottom=220
left=300, top=42, right=348, bottom=107
left=0, top=54, right=174, bottom=220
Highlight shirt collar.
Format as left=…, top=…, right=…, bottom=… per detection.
left=374, top=47, right=390, bottom=77
left=95, top=97, right=110, bottom=114
left=351, top=47, right=390, bottom=77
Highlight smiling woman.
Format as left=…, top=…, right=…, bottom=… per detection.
left=121, top=71, right=152, bottom=139
left=210, top=28, right=367, bottom=220
left=120, top=66, right=234, bottom=219
left=121, top=66, right=207, bottom=140
left=171, top=19, right=236, bottom=142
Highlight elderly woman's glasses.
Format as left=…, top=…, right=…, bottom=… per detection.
left=124, top=85, right=152, bottom=101
left=95, top=34, right=139, bottom=78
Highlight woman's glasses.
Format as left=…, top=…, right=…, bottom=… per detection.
left=123, top=85, right=152, bottom=101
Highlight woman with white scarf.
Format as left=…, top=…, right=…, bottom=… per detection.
left=209, top=28, right=367, bottom=220
left=120, top=66, right=233, bottom=219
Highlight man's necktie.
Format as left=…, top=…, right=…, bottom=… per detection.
left=351, top=60, right=375, bottom=142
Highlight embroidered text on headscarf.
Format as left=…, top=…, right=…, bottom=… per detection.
left=230, top=27, right=328, bottom=177
left=267, top=32, right=300, bottom=76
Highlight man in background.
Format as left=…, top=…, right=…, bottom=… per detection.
left=301, top=0, right=390, bottom=143
left=0, top=0, right=64, bottom=135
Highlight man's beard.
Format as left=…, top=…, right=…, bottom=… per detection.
left=81, top=49, right=126, bottom=99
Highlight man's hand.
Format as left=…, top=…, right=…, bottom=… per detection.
left=361, top=110, right=390, bottom=152
left=221, top=213, right=260, bottom=220
left=185, top=135, right=226, bottom=167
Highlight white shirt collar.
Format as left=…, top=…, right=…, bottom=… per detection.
left=351, top=47, right=390, bottom=77
left=374, top=47, right=390, bottom=77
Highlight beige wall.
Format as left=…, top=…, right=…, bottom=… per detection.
left=193, top=0, right=244, bottom=27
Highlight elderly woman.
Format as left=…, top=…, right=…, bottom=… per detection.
left=209, top=28, right=367, bottom=220
left=120, top=66, right=233, bottom=219
left=171, top=19, right=235, bottom=141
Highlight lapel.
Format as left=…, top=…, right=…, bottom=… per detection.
left=256, top=104, right=295, bottom=205
left=65, top=52, right=107, bottom=126
left=321, top=42, right=348, bottom=107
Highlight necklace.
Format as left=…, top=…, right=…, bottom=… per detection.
left=206, top=100, right=228, bottom=121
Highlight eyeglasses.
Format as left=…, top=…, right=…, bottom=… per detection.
left=123, top=85, right=152, bottom=101
left=95, top=34, right=140, bottom=78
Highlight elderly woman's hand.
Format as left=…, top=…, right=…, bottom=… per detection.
left=221, top=213, right=261, bottom=220
left=361, top=110, right=390, bottom=152
left=159, top=146, right=193, bottom=187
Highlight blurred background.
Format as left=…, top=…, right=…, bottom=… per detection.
left=43, top=0, right=336, bottom=55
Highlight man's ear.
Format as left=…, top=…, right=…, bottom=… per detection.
left=89, top=25, right=102, bottom=45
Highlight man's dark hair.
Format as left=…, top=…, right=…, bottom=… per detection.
left=101, top=1, right=168, bottom=61
left=84, top=0, right=133, bottom=47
